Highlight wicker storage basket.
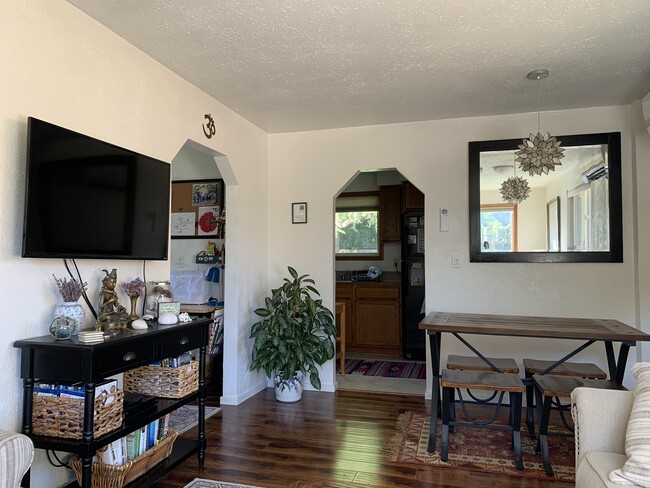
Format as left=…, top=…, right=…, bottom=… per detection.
left=69, top=429, right=178, bottom=488
left=32, top=389, right=123, bottom=439
left=69, top=458, right=133, bottom=488
left=124, top=361, right=198, bottom=398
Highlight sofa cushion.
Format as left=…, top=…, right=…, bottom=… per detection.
left=578, top=452, right=633, bottom=488
left=0, top=430, right=34, bottom=487
left=610, top=363, right=650, bottom=487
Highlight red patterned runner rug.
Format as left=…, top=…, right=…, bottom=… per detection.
left=342, top=359, right=426, bottom=379
left=387, top=411, right=575, bottom=482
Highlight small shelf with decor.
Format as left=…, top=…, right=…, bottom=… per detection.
left=14, top=317, right=212, bottom=488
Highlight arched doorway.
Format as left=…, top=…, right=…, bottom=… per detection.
left=333, top=168, right=426, bottom=395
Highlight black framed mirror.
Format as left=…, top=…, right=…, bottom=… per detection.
left=469, top=132, right=622, bottom=263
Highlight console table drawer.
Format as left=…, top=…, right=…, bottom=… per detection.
left=95, top=340, right=157, bottom=376
left=161, top=326, right=204, bottom=358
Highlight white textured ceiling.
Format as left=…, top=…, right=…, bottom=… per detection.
left=66, top=0, right=650, bottom=133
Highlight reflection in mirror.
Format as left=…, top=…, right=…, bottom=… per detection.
left=469, top=132, right=622, bottom=263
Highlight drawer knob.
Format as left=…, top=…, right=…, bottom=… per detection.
left=123, top=351, right=137, bottom=361
left=179, top=336, right=190, bottom=345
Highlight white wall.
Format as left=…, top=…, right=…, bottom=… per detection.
left=632, top=100, right=650, bottom=360
left=268, top=105, right=648, bottom=395
left=1, top=2, right=269, bottom=486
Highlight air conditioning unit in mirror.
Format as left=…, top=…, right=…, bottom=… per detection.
left=582, top=163, right=608, bottom=183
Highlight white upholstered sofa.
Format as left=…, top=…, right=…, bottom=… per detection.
left=0, top=429, right=34, bottom=488
left=572, top=387, right=636, bottom=488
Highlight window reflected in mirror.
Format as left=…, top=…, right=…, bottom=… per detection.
left=469, top=132, right=622, bottom=263
left=480, top=204, right=518, bottom=252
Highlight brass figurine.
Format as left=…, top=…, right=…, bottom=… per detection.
left=96, top=268, right=129, bottom=331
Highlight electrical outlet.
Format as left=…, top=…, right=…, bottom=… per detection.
left=393, top=257, right=399, bottom=267
left=175, top=255, right=185, bottom=266
left=451, top=253, right=460, bottom=268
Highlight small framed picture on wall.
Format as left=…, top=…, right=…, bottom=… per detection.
left=292, top=202, right=307, bottom=224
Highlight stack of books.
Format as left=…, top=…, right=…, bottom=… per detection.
left=78, top=330, right=105, bottom=343
left=98, top=415, right=171, bottom=465
left=34, top=379, right=118, bottom=401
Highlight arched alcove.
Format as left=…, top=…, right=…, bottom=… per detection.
left=171, top=139, right=239, bottom=403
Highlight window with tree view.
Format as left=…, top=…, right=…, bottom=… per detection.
left=335, top=194, right=379, bottom=257
left=480, top=204, right=518, bottom=252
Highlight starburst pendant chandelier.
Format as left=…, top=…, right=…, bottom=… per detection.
left=500, top=175, right=531, bottom=204
left=500, top=158, right=531, bottom=204
left=515, top=69, right=564, bottom=177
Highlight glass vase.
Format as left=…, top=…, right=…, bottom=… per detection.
left=54, top=301, right=85, bottom=335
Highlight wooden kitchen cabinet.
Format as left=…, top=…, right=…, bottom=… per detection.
left=335, top=282, right=401, bottom=357
left=402, top=181, right=425, bottom=211
left=379, top=185, right=401, bottom=242
left=356, top=299, right=401, bottom=348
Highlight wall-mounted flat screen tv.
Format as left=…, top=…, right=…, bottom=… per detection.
left=22, top=117, right=171, bottom=260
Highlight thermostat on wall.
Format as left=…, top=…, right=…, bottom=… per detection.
left=440, top=208, right=449, bottom=232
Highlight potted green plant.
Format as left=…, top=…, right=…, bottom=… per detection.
left=250, top=266, right=336, bottom=402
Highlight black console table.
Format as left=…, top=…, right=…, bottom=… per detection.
left=14, top=317, right=212, bottom=488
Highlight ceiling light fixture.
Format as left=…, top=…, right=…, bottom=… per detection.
left=500, top=157, right=531, bottom=204
left=515, top=69, right=565, bottom=177
left=492, top=165, right=514, bottom=174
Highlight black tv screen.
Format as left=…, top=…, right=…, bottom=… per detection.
left=22, top=117, right=171, bottom=260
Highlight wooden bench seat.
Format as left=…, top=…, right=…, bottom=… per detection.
left=442, top=369, right=525, bottom=392
left=447, top=354, right=519, bottom=373
left=523, top=359, right=607, bottom=440
left=523, top=359, right=607, bottom=378
left=532, top=374, right=622, bottom=477
left=440, top=369, right=525, bottom=469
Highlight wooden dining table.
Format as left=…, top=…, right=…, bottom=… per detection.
left=419, top=311, right=650, bottom=454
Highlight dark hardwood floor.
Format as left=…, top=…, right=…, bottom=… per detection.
left=154, top=388, right=572, bottom=488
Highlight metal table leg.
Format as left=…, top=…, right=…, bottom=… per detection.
left=427, top=330, right=441, bottom=454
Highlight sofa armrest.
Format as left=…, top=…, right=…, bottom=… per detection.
left=0, top=429, right=34, bottom=487
left=571, top=387, right=634, bottom=466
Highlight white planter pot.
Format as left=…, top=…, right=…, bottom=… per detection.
left=274, top=371, right=304, bottom=403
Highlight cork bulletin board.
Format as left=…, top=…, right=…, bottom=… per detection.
left=171, top=179, right=224, bottom=238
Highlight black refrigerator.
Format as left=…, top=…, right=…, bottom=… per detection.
left=402, top=212, right=426, bottom=360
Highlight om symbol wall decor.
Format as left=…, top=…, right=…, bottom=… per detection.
left=203, top=114, right=216, bottom=139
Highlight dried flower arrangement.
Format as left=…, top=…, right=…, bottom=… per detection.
left=53, top=275, right=87, bottom=302
left=121, top=277, right=146, bottom=297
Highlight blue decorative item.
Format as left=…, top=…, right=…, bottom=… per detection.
left=368, top=266, right=383, bottom=280
left=206, top=266, right=221, bottom=283
left=49, top=317, right=75, bottom=340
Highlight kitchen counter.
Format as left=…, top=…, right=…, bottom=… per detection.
left=335, top=271, right=401, bottom=283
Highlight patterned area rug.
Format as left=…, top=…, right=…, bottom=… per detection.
left=184, top=480, right=262, bottom=488
left=168, top=405, right=220, bottom=434
left=341, top=359, right=426, bottom=379
left=387, top=411, right=575, bottom=482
